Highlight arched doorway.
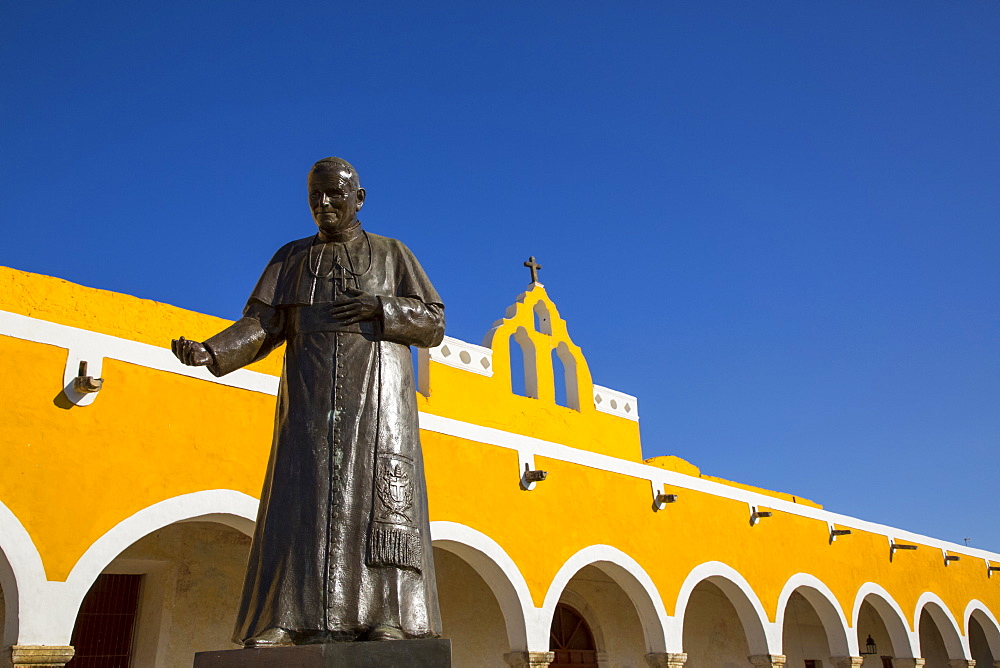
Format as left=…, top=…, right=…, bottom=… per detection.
left=433, top=546, right=510, bottom=668
left=852, top=589, right=915, bottom=664
left=545, top=561, right=651, bottom=666
left=681, top=580, right=753, bottom=667
left=856, top=598, right=898, bottom=666
left=66, top=520, right=251, bottom=667
left=969, top=613, right=999, bottom=666
left=917, top=607, right=951, bottom=667
left=550, top=603, right=598, bottom=668
left=781, top=591, right=834, bottom=666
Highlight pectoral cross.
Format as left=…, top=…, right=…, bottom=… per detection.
left=333, top=262, right=349, bottom=295
left=523, top=256, right=542, bottom=284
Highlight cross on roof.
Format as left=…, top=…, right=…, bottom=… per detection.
left=523, top=256, right=542, bottom=284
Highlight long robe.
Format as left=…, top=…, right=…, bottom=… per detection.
left=201, top=226, right=444, bottom=643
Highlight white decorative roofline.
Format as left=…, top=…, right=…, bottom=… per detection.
left=593, top=384, right=639, bottom=421
left=426, top=336, right=493, bottom=377
left=4, top=309, right=995, bottom=563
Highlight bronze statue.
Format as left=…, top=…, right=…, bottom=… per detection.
left=172, top=158, right=445, bottom=647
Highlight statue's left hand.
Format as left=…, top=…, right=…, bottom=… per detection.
left=330, top=288, right=382, bottom=326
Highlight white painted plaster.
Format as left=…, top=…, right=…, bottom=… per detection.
left=14, top=490, right=257, bottom=646
left=781, top=591, right=834, bottom=667
left=681, top=578, right=753, bottom=668
left=964, top=601, right=1000, bottom=658
left=0, top=310, right=279, bottom=402
left=426, top=336, right=494, bottom=377
left=856, top=597, right=898, bottom=667
left=775, top=573, right=854, bottom=656
left=650, top=481, right=680, bottom=510
left=112, top=522, right=251, bottom=665
left=5, top=310, right=1000, bottom=565
left=556, top=589, right=607, bottom=660
left=539, top=545, right=669, bottom=654
left=559, top=565, right=647, bottom=666
left=674, top=561, right=777, bottom=655
left=430, top=521, right=533, bottom=652
left=918, top=606, right=954, bottom=666
left=517, top=451, right=541, bottom=491
left=434, top=547, right=510, bottom=667
left=592, top=384, right=639, bottom=421
left=914, top=592, right=968, bottom=659
left=417, top=412, right=1000, bottom=565
left=852, top=583, right=919, bottom=658
left=0, top=501, right=46, bottom=646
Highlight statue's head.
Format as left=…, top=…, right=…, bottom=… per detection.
left=308, top=157, right=366, bottom=235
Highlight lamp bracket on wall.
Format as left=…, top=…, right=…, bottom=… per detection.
left=828, top=523, right=852, bottom=543
left=889, top=539, right=918, bottom=561
left=749, top=505, right=772, bottom=526
left=518, top=452, right=547, bottom=491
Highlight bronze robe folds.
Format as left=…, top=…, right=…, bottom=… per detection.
left=202, top=228, right=444, bottom=643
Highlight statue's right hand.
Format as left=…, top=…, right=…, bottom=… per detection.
left=171, top=336, right=212, bottom=366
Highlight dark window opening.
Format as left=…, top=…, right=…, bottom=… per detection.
left=549, top=602, right=598, bottom=668
left=68, top=573, right=142, bottom=668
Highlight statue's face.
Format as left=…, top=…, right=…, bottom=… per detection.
left=308, top=170, right=365, bottom=234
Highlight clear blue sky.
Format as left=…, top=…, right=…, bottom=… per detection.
left=3, top=3, right=998, bottom=549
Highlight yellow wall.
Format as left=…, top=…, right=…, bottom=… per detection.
left=1, top=265, right=997, bottom=635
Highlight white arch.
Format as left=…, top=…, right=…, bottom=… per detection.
left=965, top=600, right=1000, bottom=659
left=540, top=545, right=669, bottom=654
left=674, top=561, right=776, bottom=655
left=430, top=521, right=533, bottom=652
left=914, top=591, right=967, bottom=660
left=851, top=583, right=917, bottom=659
left=0, top=500, right=47, bottom=645
left=775, top=573, right=853, bottom=656
left=18, top=489, right=258, bottom=646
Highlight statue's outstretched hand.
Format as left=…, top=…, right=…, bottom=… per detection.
left=171, top=336, right=212, bottom=366
left=330, top=287, right=382, bottom=326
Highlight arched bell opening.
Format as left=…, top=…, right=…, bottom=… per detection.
left=532, top=301, right=553, bottom=336
left=552, top=342, right=581, bottom=411
left=509, top=328, right=538, bottom=399
left=552, top=349, right=569, bottom=408
left=432, top=546, right=511, bottom=667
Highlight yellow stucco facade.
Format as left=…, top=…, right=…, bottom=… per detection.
left=1, top=264, right=998, bottom=668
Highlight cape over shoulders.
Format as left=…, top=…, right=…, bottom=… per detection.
left=269, top=231, right=410, bottom=260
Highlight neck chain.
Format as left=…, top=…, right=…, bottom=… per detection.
left=308, top=230, right=374, bottom=280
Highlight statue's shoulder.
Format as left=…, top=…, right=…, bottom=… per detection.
left=365, top=231, right=414, bottom=256
left=265, top=235, right=314, bottom=265
left=280, top=235, right=316, bottom=253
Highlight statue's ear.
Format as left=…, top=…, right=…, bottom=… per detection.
left=355, top=187, right=366, bottom=212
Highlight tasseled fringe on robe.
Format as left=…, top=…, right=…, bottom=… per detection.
left=367, top=524, right=423, bottom=572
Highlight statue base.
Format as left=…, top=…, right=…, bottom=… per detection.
left=193, top=639, right=451, bottom=668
